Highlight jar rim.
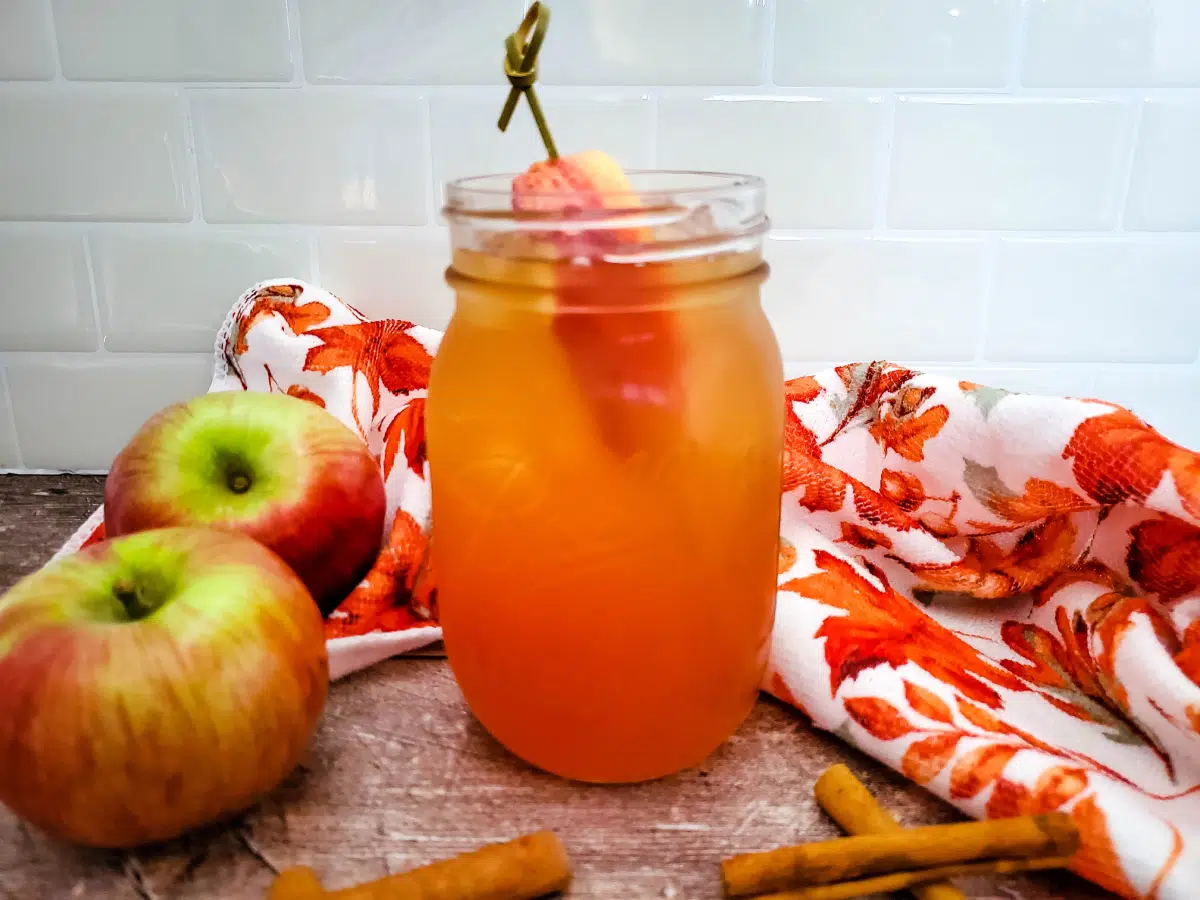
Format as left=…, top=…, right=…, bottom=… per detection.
left=444, top=169, right=765, bottom=215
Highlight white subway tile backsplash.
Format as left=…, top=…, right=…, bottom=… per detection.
left=0, top=0, right=56, bottom=80
left=0, top=230, right=96, bottom=351
left=191, top=90, right=428, bottom=225
left=1093, top=368, right=1200, bottom=449
left=299, top=0, right=521, bottom=84
left=1023, top=0, right=1200, bottom=88
left=888, top=98, right=1130, bottom=230
left=52, top=0, right=291, bottom=82
left=6, top=358, right=212, bottom=470
left=429, top=92, right=653, bottom=203
left=774, top=0, right=1018, bottom=88
left=0, top=2, right=1198, bottom=468
left=0, top=91, right=192, bottom=222
left=656, top=95, right=884, bottom=230
left=317, top=229, right=453, bottom=328
left=92, top=229, right=311, bottom=353
left=763, top=236, right=988, bottom=361
left=1125, top=99, right=1200, bottom=232
left=539, top=0, right=767, bottom=85
left=0, top=373, right=20, bottom=468
left=986, top=239, right=1200, bottom=363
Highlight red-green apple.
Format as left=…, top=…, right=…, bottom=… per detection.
left=105, top=391, right=386, bottom=616
left=0, top=527, right=328, bottom=848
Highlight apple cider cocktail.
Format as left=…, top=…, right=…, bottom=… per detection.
left=427, top=160, right=784, bottom=783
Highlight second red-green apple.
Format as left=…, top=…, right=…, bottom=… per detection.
left=104, top=391, right=386, bottom=616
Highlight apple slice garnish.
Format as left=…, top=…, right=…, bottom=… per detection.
left=511, top=151, right=683, bottom=459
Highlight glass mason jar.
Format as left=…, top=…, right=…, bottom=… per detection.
left=428, top=171, right=783, bottom=783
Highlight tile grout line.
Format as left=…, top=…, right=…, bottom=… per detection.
left=5, top=224, right=1197, bottom=244
left=766, top=227, right=1200, bottom=243
left=870, top=93, right=897, bottom=233
left=284, top=0, right=307, bottom=86
left=420, top=94, right=438, bottom=226
left=0, top=369, right=25, bottom=469
left=179, top=93, right=207, bottom=228
left=2, top=81, right=1199, bottom=100
left=1005, top=0, right=1034, bottom=91
left=761, top=0, right=778, bottom=88
left=646, top=90, right=659, bottom=166
left=79, top=232, right=111, bottom=357
left=973, top=237, right=1002, bottom=364
left=308, top=229, right=322, bottom=287
left=1112, top=94, right=1145, bottom=234
left=42, top=0, right=65, bottom=83
left=0, top=350, right=216, bottom=364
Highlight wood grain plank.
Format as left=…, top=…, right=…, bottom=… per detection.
left=0, top=476, right=1114, bottom=899
left=0, top=474, right=104, bottom=593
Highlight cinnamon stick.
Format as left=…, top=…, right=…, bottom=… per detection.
left=268, top=867, right=325, bottom=899
left=813, top=764, right=966, bottom=900
left=751, top=855, right=1074, bottom=900
left=720, top=812, right=1079, bottom=897
left=267, top=831, right=572, bottom=900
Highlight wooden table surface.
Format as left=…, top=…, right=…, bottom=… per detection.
left=0, top=475, right=1115, bottom=900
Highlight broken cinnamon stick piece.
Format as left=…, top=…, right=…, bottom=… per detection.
left=720, top=812, right=1079, bottom=897
left=266, top=830, right=572, bottom=900
left=268, top=866, right=325, bottom=899
left=750, top=856, right=1074, bottom=900
left=813, top=764, right=966, bottom=900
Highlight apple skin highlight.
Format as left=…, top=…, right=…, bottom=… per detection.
left=0, top=527, right=328, bottom=848
left=104, top=391, right=386, bottom=617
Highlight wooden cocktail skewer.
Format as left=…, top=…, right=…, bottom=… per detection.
left=498, top=3, right=558, bottom=159
left=814, top=764, right=966, bottom=900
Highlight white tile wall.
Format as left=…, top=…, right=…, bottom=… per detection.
left=51, top=0, right=292, bottom=82
left=6, top=358, right=212, bottom=471
left=986, top=239, right=1200, bottom=363
left=888, top=97, right=1131, bottom=230
left=0, top=91, right=193, bottom=222
left=298, top=0, right=522, bottom=85
left=0, top=0, right=1196, bottom=470
left=1023, top=0, right=1200, bottom=88
left=316, top=229, right=452, bottom=327
left=0, top=229, right=96, bottom=352
left=764, top=237, right=988, bottom=361
left=190, top=90, right=429, bottom=225
left=774, top=0, right=1021, bottom=88
left=538, top=0, right=768, bottom=85
left=91, top=228, right=312, bottom=352
left=1125, top=99, right=1200, bottom=232
left=657, top=95, right=884, bottom=229
left=0, top=0, right=56, bottom=81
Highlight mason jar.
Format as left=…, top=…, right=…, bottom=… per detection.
left=428, top=171, right=783, bottom=783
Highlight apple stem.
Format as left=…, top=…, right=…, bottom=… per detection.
left=228, top=472, right=251, bottom=494
left=113, top=579, right=147, bottom=621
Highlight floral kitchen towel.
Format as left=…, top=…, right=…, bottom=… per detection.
left=55, top=280, right=1200, bottom=899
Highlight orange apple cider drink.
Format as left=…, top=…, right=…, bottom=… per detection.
left=428, top=156, right=783, bottom=782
